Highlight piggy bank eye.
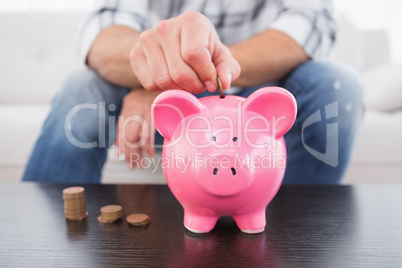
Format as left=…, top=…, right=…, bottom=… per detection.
left=212, top=136, right=216, bottom=141
left=232, top=137, right=238, bottom=142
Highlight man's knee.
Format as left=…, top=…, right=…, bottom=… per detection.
left=284, top=60, right=364, bottom=178
left=53, top=69, right=109, bottom=106
left=310, top=60, right=364, bottom=128
left=285, top=60, right=364, bottom=126
left=46, top=69, right=118, bottom=146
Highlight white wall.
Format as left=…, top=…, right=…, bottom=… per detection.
left=335, top=0, right=402, bottom=63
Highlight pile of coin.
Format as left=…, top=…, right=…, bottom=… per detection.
left=63, top=187, right=88, bottom=221
left=127, top=213, right=151, bottom=226
left=62, top=187, right=151, bottom=226
left=97, top=205, right=122, bottom=223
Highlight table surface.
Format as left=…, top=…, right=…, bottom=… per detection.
left=0, top=183, right=401, bottom=267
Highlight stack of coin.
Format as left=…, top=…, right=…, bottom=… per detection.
left=127, top=213, right=151, bottom=226
left=97, top=205, right=122, bottom=223
left=63, top=187, right=88, bottom=221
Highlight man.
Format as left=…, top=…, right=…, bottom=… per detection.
left=22, top=0, right=363, bottom=184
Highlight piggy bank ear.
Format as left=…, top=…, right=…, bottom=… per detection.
left=152, top=90, right=204, bottom=140
left=242, top=87, right=297, bottom=139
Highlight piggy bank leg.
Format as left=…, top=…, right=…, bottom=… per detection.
left=233, top=210, right=266, bottom=234
left=183, top=210, right=219, bottom=233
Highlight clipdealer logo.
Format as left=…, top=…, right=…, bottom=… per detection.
left=302, top=101, right=338, bottom=167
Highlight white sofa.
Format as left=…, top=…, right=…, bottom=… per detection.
left=0, top=12, right=401, bottom=184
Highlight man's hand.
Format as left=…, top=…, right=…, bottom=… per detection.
left=129, top=11, right=241, bottom=94
left=116, top=88, right=160, bottom=169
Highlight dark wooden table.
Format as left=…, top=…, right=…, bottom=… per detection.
left=0, top=183, right=401, bottom=267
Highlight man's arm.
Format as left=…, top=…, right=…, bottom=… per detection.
left=86, top=27, right=307, bottom=92
left=84, top=0, right=334, bottom=91
left=229, top=0, right=336, bottom=88
left=87, top=25, right=142, bottom=88
left=86, top=25, right=308, bottom=91
left=229, top=29, right=309, bottom=88
left=87, top=11, right=241, bottom=93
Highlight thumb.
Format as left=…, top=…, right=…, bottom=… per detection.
left=213, top=45, right=241, bottom=90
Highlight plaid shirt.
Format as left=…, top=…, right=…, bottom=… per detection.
left=77, top=0, right=336, bottom=64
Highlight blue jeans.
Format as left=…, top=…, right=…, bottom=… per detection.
left=22, top=60, right=363, bottom=184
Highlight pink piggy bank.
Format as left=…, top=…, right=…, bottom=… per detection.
left=152, top=87, right=297, bottom=234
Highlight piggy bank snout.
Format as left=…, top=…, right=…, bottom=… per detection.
left=195, top=151, right=254, bottom=197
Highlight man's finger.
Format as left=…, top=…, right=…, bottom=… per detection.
left=117, top=115, right=125, bottom=156
left=141, top=112, right=155, bottom=158
left=157, top=19, right=206, bottom=94
left=130, top=45, right=159, bottom=91
left=125, top=120, right=143, bottom=169
left=180, top=12, right=217, bottom=92
left=115, top=117, right=120, bottom=156
left=141, top=29, right=186, bottom=91
left=213, top=45, right=241, bottom=90
left=126, top=146, right=142, bottom=169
